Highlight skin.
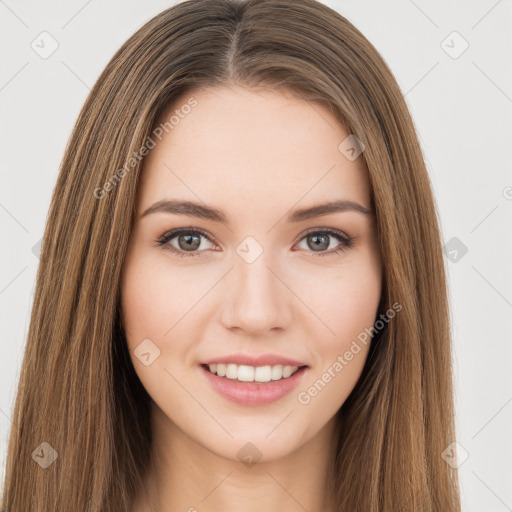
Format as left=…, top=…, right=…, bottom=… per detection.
left=121, top=84, right=382, bottom=512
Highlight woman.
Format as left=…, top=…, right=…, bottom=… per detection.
left=1, top=0, right=462, bottom=510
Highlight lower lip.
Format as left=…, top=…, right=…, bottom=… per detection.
left=199, top=364, right=309, bottom=406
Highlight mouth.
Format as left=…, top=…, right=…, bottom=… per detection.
left=199, top=362, right=309, bottom=406
left=201, top=363, right=305, bottom=382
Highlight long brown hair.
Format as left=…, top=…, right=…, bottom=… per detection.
left=1, top=0, right=461, bottom=510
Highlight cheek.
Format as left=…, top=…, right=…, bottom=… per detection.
left=120, top=252, right=200, bottom=406
left=291, top=250, right=381, bottom=408
left=294, top=256, right=382, bottom=347
left=121, top=264, right=169, bottom=342
left=333, top=267, right=381, bottom=339
left=121, top=251, right=203, bottom=343
left=295, top=263, right=381, bottom=414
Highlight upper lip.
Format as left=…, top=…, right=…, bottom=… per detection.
left=201, top=354, right=308, bottom=367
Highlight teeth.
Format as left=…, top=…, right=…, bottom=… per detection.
left=207, top=363, right=300, bottom=382
left=255, top=365, right=271, bottom=382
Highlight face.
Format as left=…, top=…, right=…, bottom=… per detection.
left=120, top=84, right=382, bottom=463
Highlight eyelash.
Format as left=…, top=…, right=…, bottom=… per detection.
left=154, top=227, right=354, bottom=258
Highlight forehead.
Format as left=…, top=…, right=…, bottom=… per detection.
left=138, top=85, right=371, bottom=213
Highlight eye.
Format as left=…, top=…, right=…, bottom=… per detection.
left=295, top=228, right=354, bottom=257
left=155, top=228, right=217, bottom=257
left=155, top=227, right=354, bottom=258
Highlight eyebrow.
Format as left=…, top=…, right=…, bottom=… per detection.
left=140, top=199, right=374, bottom=223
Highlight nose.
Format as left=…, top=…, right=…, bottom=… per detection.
left=219, top=248, right=293, bottom=335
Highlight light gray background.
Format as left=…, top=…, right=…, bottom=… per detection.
left=1, top=1, right=511, bottom=510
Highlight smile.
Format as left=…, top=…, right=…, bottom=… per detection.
left=200, top=363, right=309, bottom=406
left=205, top=363, right=301, bottom=382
